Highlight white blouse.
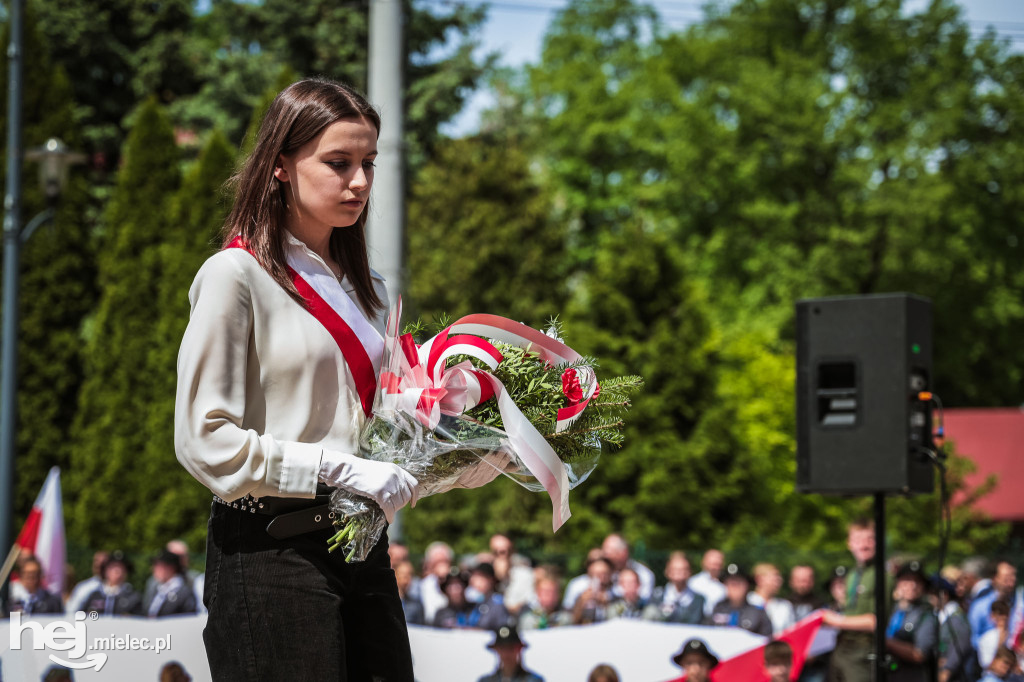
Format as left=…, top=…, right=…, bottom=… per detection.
left=174, top=232, right=388, bottom=502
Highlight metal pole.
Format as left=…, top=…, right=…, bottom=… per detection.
left=873, top=492, right=887, bottom=682
left=0, top=0, right=25, bottom=603
left=366, top=0, right=406, bottom=302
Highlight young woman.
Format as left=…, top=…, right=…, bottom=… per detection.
left=175, top=78, right=419, bottom=680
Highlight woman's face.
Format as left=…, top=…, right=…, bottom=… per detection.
left=274, top=116, right=378, bottom=232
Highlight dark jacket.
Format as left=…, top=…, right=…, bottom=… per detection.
left=646, top=585, right=705, bottom=624
left=81, top=584, right=144, bottom=616
left=707, top=597, right=774, bottom=637
left=144, top=577, right=197, bottom=617
left=10, top=588, right=63, bottom=615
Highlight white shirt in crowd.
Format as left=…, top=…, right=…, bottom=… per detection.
left=689, top=571, right=727, bottom=616
left=747, top=593, right=796, bottom=634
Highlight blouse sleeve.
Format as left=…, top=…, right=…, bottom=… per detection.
left=174, top=252, right=321, bottom=501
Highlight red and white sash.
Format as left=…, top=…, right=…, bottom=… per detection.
left=227, top=237, right=384, bottom=417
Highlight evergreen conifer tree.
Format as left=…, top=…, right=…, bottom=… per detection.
left=135, top=131, right=235, bottom=548
left=69, top=99, right=181, bottom=549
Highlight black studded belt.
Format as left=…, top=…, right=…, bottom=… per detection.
left=214, top=486, right=338, bottom=540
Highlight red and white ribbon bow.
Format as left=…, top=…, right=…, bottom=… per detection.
left=377, top=300, right=599, bottom=531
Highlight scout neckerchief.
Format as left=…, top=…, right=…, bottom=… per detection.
left=227, top=236, right=383, bottom=417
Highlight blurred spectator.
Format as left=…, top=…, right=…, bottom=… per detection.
left=66, top=550, right=108, bottom=615
left=607, top=567, right=647, bottom=619
left=788, top=564, right=826, bottom=621
left=159, top=661, right=192, bottom=682
left=395, top=560, right=425, bottom=625
left=932, top=574, right=973, bottom=682
left=562, top=548, right=604, bottom=610
left=645, top=551, right=705, bottom=624
left=690, top=548, right=727, bottom=616
left=970, top=560, right=1018, bottom=649
left=960, top=556, right=994, bottom=608
left=389, top=542, right=420, bottom=600
left=602, top=533, right=654, bottom=600
left=477, top=626, right=543, bottom=682
left=572, top=557, right=616, bottom=625
left=763, top=640, right=793, bottom=682
left=587, top=664, right=620, bottom=682
left=980, top=645, right=1017, bottom=682
left=144, top=541, right=199, bottom=615
left=826, top=566, right=848, bottom=611
left=824, top=518, right=883, bottom=682
left=41, top=666, right=74, bottom=682
left=490, top=533, right=534, bottom=615
left=145, top=550, right=197, bottom=618
left=978, top=600, right=1012, bottom=670
left=749, top=562, right=796, bottom=635
left=670, top=638, right=718, bottom=682
left=80, top=551, right=143, bottom=616
left=466, top=562, right=511, bottom=631
left=166, top=540, right=199, bottom=585
left=421, top=541, right=455, bottom=624
left=9, top=556, right=62, bottom=615
left=434, top=570, right=472, bottom=628
left=885, top=561, right=937, bottom=682
left=707, top=563, right=772, bottom=637
left=518, top=575, right=572, bottom=630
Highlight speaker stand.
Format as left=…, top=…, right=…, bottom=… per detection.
left=873, top=492, right=888, bottom=681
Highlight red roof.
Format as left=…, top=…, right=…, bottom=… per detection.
left=946, top=408, right=1024, bottom=521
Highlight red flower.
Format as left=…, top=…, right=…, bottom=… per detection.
left=561, top=369, right=584, bottom=404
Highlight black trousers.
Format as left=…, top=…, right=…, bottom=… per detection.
left=202, top=501, right=414, bottom=682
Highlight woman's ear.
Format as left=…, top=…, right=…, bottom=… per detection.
left=273, top=155, right=289, bottom=182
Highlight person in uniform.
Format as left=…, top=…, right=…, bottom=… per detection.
left=824, top=518, right=891, bottom=682
left=707, top=563, right=773, bottom=637
left=670, top=638, right=719, bottom=682
left=885, top=561, right=938, bottom=682
left=80, top=551, right=143, bottom=616
left=144, top=550, right=197, bottom=618
left=8, top=556, right=63, bottom=615
left=477, top=626, right=544, bottom=682
left=932, top=575, right=973, bottom=682
left=644, top=551, right=706, bottom=624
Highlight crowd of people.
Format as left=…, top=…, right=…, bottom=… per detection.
left=3, top=540, right=202, bottom=619
left=5, top=522, right=1024, bottom=682
left=389, top=524, right=1024, bottom=682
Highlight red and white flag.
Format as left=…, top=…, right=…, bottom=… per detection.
left=14, top=466, right=66, bottom=593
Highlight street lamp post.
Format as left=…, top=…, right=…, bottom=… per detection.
left=0, top=136, right=84, bottom=596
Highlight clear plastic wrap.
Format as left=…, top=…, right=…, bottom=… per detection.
left=327, top=409, right=601, bottom=562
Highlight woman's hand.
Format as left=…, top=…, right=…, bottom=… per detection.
left=319, top=451, right=419, bottom=523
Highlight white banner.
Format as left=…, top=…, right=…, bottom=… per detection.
left=2, top=615, right=784, bottom=681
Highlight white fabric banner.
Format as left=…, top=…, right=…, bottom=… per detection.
left=1, top=615, right=787, bottom=681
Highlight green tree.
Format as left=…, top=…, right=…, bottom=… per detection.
left=405, top=134, right=568, bottom=324
left=177, top=0, right=494, bottom=165
left=136, top=131, right=236, bottom=549
left=69, top=99, right=182, bottom=550
left=29, top=0, right=200, bottom=155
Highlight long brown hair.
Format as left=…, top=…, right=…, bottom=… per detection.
left=223, top=77, right=384, bottom=315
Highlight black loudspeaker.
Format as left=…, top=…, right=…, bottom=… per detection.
left=796, top=293, right=934, bottom=495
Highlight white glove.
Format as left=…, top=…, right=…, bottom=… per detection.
left=319, top=451, right=419, bottom=523
left=453, top=451, right=513, bottom=490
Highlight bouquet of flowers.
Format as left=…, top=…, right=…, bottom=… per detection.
left=327, top=300, right=642, bottom=561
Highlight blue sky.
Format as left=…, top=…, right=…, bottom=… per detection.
left=436, top=0, right=1024, bottom=135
